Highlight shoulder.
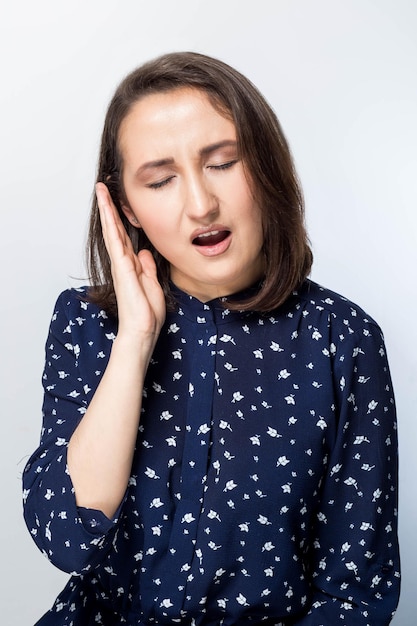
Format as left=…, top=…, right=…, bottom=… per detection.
left=294, top=279, right=375, bottom=321
left=293, top=279, right=382, bottom=334
left=52, top=286, right=110, bottom=316
left=49, top=286, right=117, bottom=338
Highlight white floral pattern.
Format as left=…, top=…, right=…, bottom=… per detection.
left=23, top=280, right=400, bottom=625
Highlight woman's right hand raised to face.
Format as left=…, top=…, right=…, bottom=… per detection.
left=96, top=183, right=166, bottom=346
left=67, top=186, right=166, bottom=518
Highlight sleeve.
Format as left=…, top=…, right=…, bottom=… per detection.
left=22, top=290, right=122, bottom=575
left=293, top=321, right=400, bottom=625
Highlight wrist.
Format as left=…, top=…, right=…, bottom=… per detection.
left=112, top=329, right=158, bottom=363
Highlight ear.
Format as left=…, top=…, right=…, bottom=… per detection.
left=121, top=203, right=141, bottom=228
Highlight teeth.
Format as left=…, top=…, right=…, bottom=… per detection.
left=197, top=230, right=220, bottom=238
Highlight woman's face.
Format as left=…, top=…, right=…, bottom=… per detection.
left=118, top=87, right=265, bottom=302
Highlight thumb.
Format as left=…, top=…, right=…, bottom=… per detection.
left=137, top=249, right=158, bottom=278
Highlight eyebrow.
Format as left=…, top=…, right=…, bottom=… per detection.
left=199, top=139, right=237, bottom=157
left=134, top=140, right=238, bottom=177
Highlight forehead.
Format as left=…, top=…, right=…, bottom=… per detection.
left=118, top=88, right=236, bottom=157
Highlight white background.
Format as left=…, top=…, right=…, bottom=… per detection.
left=1, top=1, right=415, bottom=623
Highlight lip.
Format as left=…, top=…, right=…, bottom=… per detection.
left=191, top=225, right=232, bottom=257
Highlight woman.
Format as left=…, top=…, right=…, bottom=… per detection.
left=23, top=51, right=400, bottom=625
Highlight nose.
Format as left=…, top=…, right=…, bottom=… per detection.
left=183, top=172, right=219, bottom=221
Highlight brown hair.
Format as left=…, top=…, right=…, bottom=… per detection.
left=86, top=51, right=312, bottom=314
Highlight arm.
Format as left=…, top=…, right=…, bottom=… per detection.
left=23, top=184, right=165, bottom=572
left=67, top=184, right=165, bottom=519
left=23, top=289, right=120, bottom=572
left=294, top=322, right=400, bottom=625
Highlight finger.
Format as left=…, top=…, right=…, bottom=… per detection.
left=138, top=249, right=158, bottom=278
left=96, top=183, right=118, bottom=231
left=96, top=183, right=112, bottom=238
left=95, top=182, right=112, bottom=213
left=96, top=184, right=121, bottom=233
left=137, top=250, right=166, bottom=328
left=96, top=184, right=132, bottom=255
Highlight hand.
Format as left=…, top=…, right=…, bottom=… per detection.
left=66, top=185, right=166, bottom=517
left=96, top=183, right=166, bottom=344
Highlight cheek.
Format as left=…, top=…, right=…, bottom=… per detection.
left=136, top=212, right=175, bottom=254
left=230, top=176, right=260, bottom=221
left=241, top=197, right=263, bottom=231
left=126, top=197, right=164, bottom=235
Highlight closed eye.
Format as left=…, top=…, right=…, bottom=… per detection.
left=147, top=160, right=238, bottom=189
left=208, top=160, right=238, bottom=171
left=147, top=176, right=175, bottom=190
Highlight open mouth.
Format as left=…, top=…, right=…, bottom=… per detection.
left=192, top=229, right=231, bottom=246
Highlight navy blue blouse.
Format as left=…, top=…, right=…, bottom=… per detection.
left=23, top=280, right=400, bottom=625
